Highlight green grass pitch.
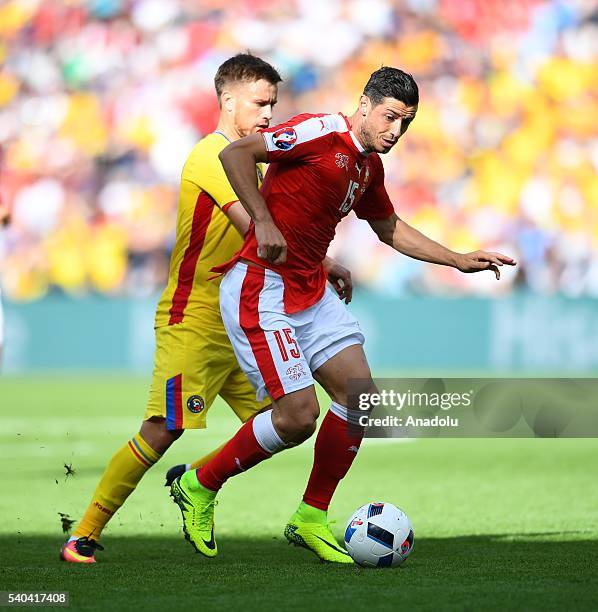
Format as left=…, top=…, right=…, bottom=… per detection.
left=1, top=375, right=597, bottom=611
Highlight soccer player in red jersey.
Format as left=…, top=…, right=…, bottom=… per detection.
left=169, top=67, right=516, bottom=562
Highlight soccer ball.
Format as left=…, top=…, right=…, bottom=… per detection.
left=344, top=502, right=414, bottom=568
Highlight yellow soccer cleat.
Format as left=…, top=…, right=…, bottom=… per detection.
left=170, top=471, right=218, bottom=558
left=284, top=513, right=353, bottom=564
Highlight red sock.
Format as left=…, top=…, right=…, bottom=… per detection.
left=197, top=419, right=271, bottom=491
left=303, top=410, right=364, bottom=511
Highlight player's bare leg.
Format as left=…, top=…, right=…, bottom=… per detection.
left=170, top=387, right=320, bottom=557
left=61, top=417, right=183, bottom=563
left=285, top=344, right=375, bottom=563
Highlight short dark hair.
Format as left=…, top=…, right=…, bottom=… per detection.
left=363, top=67, right=419, bottom=107
left=214, top=53, right=282, bottom=102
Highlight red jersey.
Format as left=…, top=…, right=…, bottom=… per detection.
left=220, top=113, right=394, bottom=313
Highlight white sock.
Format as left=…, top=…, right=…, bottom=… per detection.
left=329, top=401, right=361, bottom=425
left=252, top=410, right=285, bottom=454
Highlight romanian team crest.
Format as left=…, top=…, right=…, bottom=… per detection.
left=272, top=127, right=297, bottom=150
left=187, top=395, right=205, bottom=413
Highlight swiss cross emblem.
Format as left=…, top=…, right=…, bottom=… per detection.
left=335, top=153, right=349, bottom=170
left=286, top=364, right=305, bottom=381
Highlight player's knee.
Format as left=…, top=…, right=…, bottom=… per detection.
left=354, top=377, right=377, bottom=400
left=140, top=418, right=183, bottom=454
left=295, top=416, right=318, bottom=442
left=288, top=408, right=318, bottom=441
left=336, top=377, right=377, bottom=410
left=274, top=403, right=319, bottom=444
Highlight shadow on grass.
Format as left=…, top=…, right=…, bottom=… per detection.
left=0, top=534, right=596, bottom=611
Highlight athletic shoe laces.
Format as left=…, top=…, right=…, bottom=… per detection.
left=75, top=537, right=105, bottom=555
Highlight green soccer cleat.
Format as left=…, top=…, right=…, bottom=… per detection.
left=284, top=506, right=353, bottom=564
left=170, top=471, right=218, bottom=558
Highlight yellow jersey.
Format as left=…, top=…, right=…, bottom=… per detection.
left=155, top=132, right=263, bottom=328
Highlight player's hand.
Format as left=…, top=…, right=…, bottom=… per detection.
left=255, top=220, right=287, bottom=264
left=323, top=257, right=353, bottom=304
left=455, top=251, right=516, bottom=280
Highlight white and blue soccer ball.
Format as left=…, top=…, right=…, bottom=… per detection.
left=344, top=502, right=414, bottom=568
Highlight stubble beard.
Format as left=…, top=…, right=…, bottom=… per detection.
left=358, top=123, right=377, bottom=154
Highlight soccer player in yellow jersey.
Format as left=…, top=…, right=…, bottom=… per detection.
left=60, top=54, right=352, bottom=563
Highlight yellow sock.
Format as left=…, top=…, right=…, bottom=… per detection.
left=188, top=443, right=226, bottom=470
left=73, top=433, right=161, bottom=540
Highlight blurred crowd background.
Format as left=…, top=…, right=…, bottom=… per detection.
left=0, top=0, right=596, bottom=302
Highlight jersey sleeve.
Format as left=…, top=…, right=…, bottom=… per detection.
left=353, top=154, right=395, bottom=221
left=181, top=136, right=239, bottom=212
left=196, top=154, right=239, bottom=210
left=184, top=139, right=265, bottom=212
left=260, top=113, right=334, bottom=163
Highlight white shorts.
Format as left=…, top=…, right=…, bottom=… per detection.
left=220, top=262, right=365, bottom=401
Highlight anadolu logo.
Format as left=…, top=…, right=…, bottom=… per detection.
left=272, top=127, right=297, bottom=150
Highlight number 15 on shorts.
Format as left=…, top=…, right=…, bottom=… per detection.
left=273, top=328, right=300, bottom=362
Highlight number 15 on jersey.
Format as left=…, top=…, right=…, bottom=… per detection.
left=340, top=180, right=359, bottom=213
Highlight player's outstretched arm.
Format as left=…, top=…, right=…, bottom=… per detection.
left=369, top=213, right=516, bottom=280
left=219, top=135, right=287, bottom=264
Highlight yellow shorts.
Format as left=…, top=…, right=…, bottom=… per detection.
left=144, top=318, right=270, bottom=430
